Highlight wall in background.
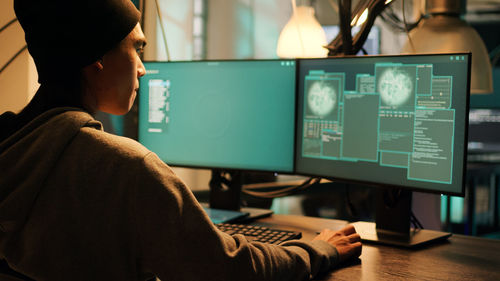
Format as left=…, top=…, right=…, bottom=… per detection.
left=470, top=68, right=500, bottom=108
left=206, top=0, right=291, bottom=60
left=0, top=1, right=38, bottom=114
left=143, top=0, right=194, bottom=61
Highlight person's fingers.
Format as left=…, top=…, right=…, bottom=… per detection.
left=340, top=224, right=356, bottom=235
left=353, top=241, right=362, bottom=257
left=348, top=233, right=361, bottom=243
left=338, top=241, right=363, bottom=262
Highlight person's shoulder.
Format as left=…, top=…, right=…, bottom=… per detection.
left=59, top=110, right=175, bottom=177
left=75, top=121, right=185, bottom=192
left=76, top=124, right=151, bottom=162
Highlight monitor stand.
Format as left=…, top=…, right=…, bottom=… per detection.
left=208, top=169, right=273, bottom=220
left=352, top=188, right=451, bottom=248
left=209, top=169, right=242, bottom=211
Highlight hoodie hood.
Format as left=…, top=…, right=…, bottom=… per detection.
left=0, top=108, right=101, bottom=233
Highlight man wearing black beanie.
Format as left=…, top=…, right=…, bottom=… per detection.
left=0, top=0, right=361, bottom=280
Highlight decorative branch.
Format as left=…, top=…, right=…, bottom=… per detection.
left=338, top=0, right=353, bottom=55
left=327, top=0, right=394, bottom=56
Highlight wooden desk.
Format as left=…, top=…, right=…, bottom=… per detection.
left=257, top=214, right=500, bottom=281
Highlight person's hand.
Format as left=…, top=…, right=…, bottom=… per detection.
left=313, top=225, right=362, bottom=263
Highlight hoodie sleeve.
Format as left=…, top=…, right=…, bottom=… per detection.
left=132, top=152, right=340, bottom=281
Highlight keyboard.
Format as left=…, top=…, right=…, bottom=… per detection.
left=216, top=223, right=302, bottom=244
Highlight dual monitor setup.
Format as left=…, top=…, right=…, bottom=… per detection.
left=137, top=53, right=471, bottom=247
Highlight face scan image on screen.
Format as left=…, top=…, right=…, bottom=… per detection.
left=296, top=54, right=470, bottom=197
left=138, top=60, right=296, bottom=173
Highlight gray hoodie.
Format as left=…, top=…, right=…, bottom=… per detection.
left=0, top=108, right=339, bottom=281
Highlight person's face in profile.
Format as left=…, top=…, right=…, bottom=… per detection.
left=83, top=23, right=147, bottom=115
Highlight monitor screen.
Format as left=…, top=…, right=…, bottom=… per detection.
left=295, top=54, right=470, bottom=196
left=138, top=60, right=296, bottom=173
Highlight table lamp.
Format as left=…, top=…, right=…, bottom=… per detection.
left=276, top=0, right=328, bottom=58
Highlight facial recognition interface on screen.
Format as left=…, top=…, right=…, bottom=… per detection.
left=296, top=54, right=470, bottom=195
left=138, top=60, right=296, bottom=172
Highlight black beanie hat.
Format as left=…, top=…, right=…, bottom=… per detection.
left=14, top=0, right=141, bottom=83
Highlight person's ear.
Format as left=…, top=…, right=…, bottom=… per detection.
left=91, top=59, right=104, bottom=71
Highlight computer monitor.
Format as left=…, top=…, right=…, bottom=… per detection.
left=138, top=60, right=296, bottom=173
left=295, top=53, right=471, bottom=247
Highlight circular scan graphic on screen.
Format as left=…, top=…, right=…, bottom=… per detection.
left=378, top=67, right=413, bottom=107
left=307, top=81, right=337, bottom=118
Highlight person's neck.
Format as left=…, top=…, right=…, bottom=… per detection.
left=17, top=83, right=89, bottom=125
left=80, top=88, right=99, bottom=116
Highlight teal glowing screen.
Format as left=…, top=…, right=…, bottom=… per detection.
left=295, top=54, right=470, bottom=195
left=138, top=60, right=296, bottom=172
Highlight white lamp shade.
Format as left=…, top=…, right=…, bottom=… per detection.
left=277, top=6, right=328, bottom=58
left=401, top=15, right=493, bottom=94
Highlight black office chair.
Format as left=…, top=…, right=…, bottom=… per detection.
left=0, top=259, right=35, bottom=281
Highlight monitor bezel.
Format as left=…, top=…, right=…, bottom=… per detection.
left=293, top=53, right=471, bottom=197
left=138, top=59, right=298, bottom=175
